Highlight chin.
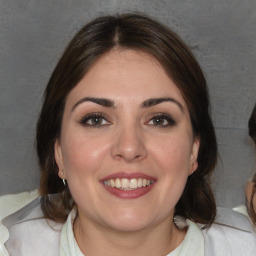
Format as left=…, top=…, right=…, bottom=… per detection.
left=104, top=212, right=154, bottom=232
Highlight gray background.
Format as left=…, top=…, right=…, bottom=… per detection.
left=0, top=0, right=255, bottom=208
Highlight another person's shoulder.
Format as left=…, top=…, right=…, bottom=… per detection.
left=0, top=189, right=39, bottom=220
left=0, top=191, right=63, bottom=256
left=233, top=204, right=249, bottom=217
left=201, top=207, right=256, bottom=256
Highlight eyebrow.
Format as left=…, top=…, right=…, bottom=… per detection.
left=72, top=97, right=183, bottom=112
left=72, top=97, right=115, bottom=111
left=141, top=97, right=184, bottom=112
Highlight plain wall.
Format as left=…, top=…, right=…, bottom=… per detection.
left=0, top=0, right=255, bottom=208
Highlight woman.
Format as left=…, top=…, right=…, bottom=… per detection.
left=0, top=13, right=255, bottom=256
left=246, top=104, right=256, bottom=226
left=234, top=104, right=256, bottom=228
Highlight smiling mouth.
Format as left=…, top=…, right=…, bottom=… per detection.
left=103, top=178, right=155, bottom=190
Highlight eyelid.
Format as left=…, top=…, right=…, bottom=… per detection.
left=145, top=113, right=176, bottom=127
left=78, top=112, right=111, bottom=127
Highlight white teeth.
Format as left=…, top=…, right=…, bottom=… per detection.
left=103, top=178, right=154, bottom=190
left=110, top=179, right=115, bottom=187
left=122, top=178, right=129, bottom=189
left=130, top=178, right=137, bottom=189
left=115, top=178, right=121, bottom=188
left=138, top=178, right=142, bottom=188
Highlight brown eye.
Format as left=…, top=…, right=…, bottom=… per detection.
left=148, top=114, right=176, bottom=127
left=89, top=116, right=104, bottom=125
left=152, top=116, right=166, bottom=126
left=79, top=113, right=110, bottom=127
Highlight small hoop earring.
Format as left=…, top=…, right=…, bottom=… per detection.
left=60, top=171, right=65, bottom=185
left=190, top=170, right=196, bottom=175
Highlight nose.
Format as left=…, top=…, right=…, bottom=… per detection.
left=111, top=125, right=147, bottom=162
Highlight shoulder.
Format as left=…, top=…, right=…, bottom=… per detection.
left=0, top=195, right=63, bottom=256
left=233, top=204, right=249, bottom=217
left=0, top=189, right=39, bottom=220
left=0, top=190, right=40, bottom=255
left=201, top=207, right=256, bottom=256
left=215, top=206, right=252, bottom=230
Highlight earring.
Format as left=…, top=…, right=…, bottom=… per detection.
left=190, top=169, right=196, bottom=175
left=60, top=171, right=66, bottom=186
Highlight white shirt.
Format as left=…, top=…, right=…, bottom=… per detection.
left=0, top=194, right=256, bottom=256
left=60, top=210, right=204, bottom=256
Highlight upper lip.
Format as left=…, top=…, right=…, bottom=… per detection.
left=100, top=172, right=157, bottom=181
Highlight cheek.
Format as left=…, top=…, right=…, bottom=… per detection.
left=146, top=136, right=192, bottom=219
left=149, top=134, right=192, bottom=200
left=60, top=133, right=111, bottom=206
left=253, top=192, right=256, bottom=213
left=61, top=132, right=110, bottom=177
left=150, top=134, right=193, bottom=175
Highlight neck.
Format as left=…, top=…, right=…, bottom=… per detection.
left=73, top=212, right=186, bottom=256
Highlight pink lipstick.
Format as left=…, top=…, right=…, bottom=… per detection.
left=100, top=172, right=156, bottom=199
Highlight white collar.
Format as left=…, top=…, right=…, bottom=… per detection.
left=60, top=209, right=84, bottom=256
left=60, top=210, right=204, bottom=256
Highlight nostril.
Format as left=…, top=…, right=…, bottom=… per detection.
left=111, top=131, right=147, bottom=162
left=114, top=154, right=123, bottom=160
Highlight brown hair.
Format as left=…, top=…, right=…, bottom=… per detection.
left=36, top=13, right=217, bottom=225
left=248, top=174, right=256, bottom=225
left=248, top=103, right=256, bottom=224
left=249, top=104, right=256, bottom=144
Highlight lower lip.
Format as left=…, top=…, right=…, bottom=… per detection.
left=102, top=183, right=155, bottom=199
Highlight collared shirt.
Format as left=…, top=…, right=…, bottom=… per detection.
left=60, top=209, right=204, bottom=256
left=0, top=194, right=256, bottom=256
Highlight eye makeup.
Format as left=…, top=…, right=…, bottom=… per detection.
left=78, top=112, right=111, bottom=127
left=145, top=113, right=176, bottom=128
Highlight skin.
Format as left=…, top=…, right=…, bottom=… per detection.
left=55, top=49, right=200, bottom=256
left=246, top=181, right=256, bottom=215
left=246, top=139, right=256, bottom=222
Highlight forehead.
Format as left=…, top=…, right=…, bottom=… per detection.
left=65, top=49, right=187, bottom=108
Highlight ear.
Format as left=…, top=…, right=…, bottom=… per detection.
left=54, top=139, right=66, bottom=179
left=189, top=136, right=200, bottom=175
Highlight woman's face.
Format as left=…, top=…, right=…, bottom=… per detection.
left=55, top=49, right=200, bottom=232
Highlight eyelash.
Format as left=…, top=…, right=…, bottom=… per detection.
left=147, top=113, right=176, bottom=128
left=79, top=113, right=110, bottom=127
left=78, top=113, right=176, bottom=128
